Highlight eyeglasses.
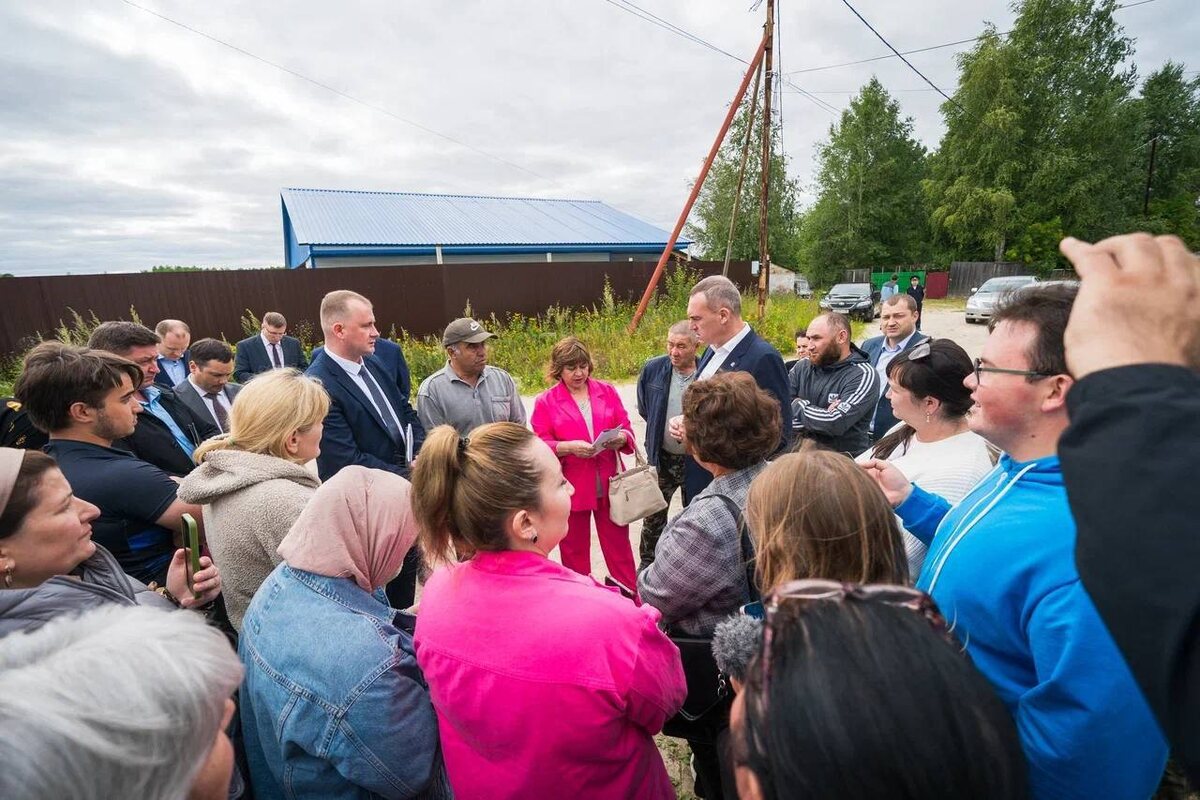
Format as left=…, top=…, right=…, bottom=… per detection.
left=758, top=579, right=949, bottom=704
left=972, top=358, right=1057, bottom=385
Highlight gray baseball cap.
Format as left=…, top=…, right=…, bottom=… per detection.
left=442, top=317, right=496, bottom=347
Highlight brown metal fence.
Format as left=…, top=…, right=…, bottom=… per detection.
left=0, top=260, right=752, bottom=358
left=947, top=262, right=1029, bottom=296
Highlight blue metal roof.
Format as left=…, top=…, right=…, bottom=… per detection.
left=280, top=188, right=690, bottom=249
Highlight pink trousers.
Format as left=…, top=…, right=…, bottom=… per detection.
left=560, top=497, right=637, bottom=591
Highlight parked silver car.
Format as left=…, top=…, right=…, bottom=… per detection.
left=965, top=275, right=1038, bottom=324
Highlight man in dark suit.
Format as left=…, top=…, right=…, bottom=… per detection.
left=860, top=294, right=929, bottom=442
left=670, top=275, right=791, bottom=503
left=907, top=275, right=926, bottom=329
left=172, top=338, right=242, bottom=434
left=153, top=319, right=191, bottom=390
left=306, top=290, right=426, bottom=608
left=88, top=321, right=220, bottom=476
left=234, top=311, right=309, bottom=383
left=635, top=320, right=698, bottom=570
left=312, top=336, right=413, bottom=400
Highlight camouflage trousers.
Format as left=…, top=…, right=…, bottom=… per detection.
left=638, top=450, right=686, bottom=570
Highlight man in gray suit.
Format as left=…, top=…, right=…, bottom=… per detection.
left=173, top=338, right=242, bottom=434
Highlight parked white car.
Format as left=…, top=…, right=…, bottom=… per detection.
left=966, top=275, right=1038, bottom=324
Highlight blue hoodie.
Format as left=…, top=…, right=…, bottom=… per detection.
left=897, top=454, right=1166, bottom=800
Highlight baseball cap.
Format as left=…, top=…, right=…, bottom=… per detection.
left=442, top=317, right=496, bottom=347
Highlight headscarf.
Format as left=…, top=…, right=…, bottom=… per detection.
left=276, top=465, right=418, bottom=592
left=0, top=448, right=26, bottom=522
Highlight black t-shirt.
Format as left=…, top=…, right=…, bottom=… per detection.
left=44, top=440, right=178, bottom=585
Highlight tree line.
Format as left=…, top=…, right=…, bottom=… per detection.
left=687, top=0, right=1199, bottom=287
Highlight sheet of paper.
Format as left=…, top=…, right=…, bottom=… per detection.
left=589, top=427, right=624, bottom=455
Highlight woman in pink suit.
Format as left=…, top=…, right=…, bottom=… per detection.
left=410, top=422, right=686, bottom=800
left=530, top=336, right=638, bottom=589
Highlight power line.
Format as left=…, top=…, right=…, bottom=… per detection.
left=117, top=0, right=557, bottom=184
left=599, top=0, right=840, bottom=115
left=787, top=0, right=1160, bottom=76
left=836, top=0, right=959, bottom=107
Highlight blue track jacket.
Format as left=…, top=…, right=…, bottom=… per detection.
left=898, top=454, right=1166, bottom=800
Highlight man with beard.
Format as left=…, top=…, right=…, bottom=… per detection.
left=417, top=317, right=526, bottom=436
left=789, top=312, right=880, bottom=454
left=14, top=342, right=204, bottom=585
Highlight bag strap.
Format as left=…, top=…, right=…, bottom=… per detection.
left=703, top=493, right=761, bottom=604
left=613, top=437, right=648, bottom=474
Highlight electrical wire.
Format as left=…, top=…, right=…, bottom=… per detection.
left=600, top=0, right=839, bottom=114
left=117, top=0, right=557, bottom=184
left=836, top=0, right=959, bottom=107
left=787, top=0, right=1159, bottom=76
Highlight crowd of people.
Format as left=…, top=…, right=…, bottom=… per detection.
left=0, top=232, right=1197, bottom=800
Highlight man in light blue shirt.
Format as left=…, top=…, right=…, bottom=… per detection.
left=880, top=273, right=900, bottom=301
left=154, top=319, right=191, bottom=389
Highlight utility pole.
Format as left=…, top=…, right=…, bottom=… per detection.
left=1143, top=135, right=1158, bottom=215
left=722, top=61, right=763, bottom=277
left=756, top=0, right=775, bottom=322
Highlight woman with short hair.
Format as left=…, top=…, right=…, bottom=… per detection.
left=0, top=604, right=243, bottom=800
left=857, top=339, right=996, bottom=577
left=178, top=368, right=328, bottom=630
left=530, top=336, right=638, bottom=588
left=411, top=422, right=686, bottom=799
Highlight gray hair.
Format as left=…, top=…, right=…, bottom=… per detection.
left=690, top=275, right=742, bottom=317
left=667, top=320, right=697, bottom=340
left=0, top=605, right=243, bottom=800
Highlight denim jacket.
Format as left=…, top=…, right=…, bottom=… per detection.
left=239, top=564, right=448, bottom=799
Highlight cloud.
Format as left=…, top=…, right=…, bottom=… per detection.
left=0, top=0, right=1193, bottom=275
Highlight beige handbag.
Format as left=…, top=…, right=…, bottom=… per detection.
left=608, top=447, right=669, bottom=526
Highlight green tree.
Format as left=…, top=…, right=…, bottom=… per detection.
left=686, top=86, right=803, bottom=271
left=146, top=265, right=204, bottom=273
left=797, top=78, right=929, bottom=286
left=1132, top=62, right=1200, bottom=247
left=927, top=0, right=1142, bottom=262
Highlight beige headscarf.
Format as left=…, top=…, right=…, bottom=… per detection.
left=277, top=465, right=419, bottom=592
left=0, top=448, right=26, bottom=521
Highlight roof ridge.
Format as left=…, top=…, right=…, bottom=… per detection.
left=281, top=187, right=602, bottom=204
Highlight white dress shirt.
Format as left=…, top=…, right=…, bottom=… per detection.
left=323, top=349, right=405, bottom=435
left=698, top=322, right=752, bottom=380
left=260, top=333, right=285, bottom=368
left=189, top=376, right=232, bottom=429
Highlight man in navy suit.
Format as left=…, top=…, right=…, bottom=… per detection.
left=153, top=319, right=191, bottom=389
left=859, top=294, right=928, bottom=441
left=306, top=290, right=425, bottom=608
left=669, top=275, right=791, bottom=503
left=234, top=311, right=309, bottom=383
left=312, top=336, right=412, bottom=399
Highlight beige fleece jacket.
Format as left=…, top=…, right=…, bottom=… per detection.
left=178, top=449, right=320, bottom=630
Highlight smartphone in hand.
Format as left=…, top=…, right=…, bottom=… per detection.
left=181, top=513, right=202, bottom=598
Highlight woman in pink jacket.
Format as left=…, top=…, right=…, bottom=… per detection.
left=410, top=421, right=686, bottom=800
left=530, top=336, right=638, bottom=589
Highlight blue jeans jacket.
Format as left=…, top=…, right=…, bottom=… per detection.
left=239, top=564, right=447, bottom=799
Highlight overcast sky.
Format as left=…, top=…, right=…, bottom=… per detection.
left=0, top=0, right=1193, bottom=276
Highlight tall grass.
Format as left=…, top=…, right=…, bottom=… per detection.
left=391, top=266, right=834, bottom=394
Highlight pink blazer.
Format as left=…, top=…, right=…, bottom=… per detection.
left=530, top=379, right=636, bottom=512
left=413, top=551, right=686, bottom=800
